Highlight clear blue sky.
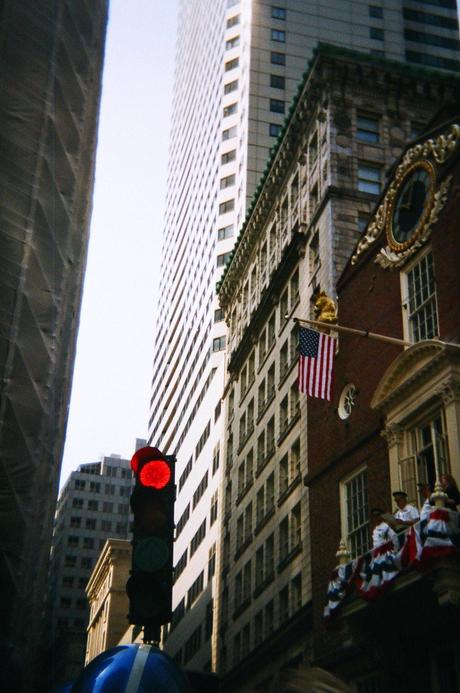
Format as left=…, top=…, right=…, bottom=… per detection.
left=60, top=1, right=179, bottom=486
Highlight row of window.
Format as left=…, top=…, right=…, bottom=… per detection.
left=170, top=599, right=213, bottom=666
left=64, top=554, right=93, bottom=570
left=67, top=535, right=96, bottom=549
left=232, top=573, right=301, bottom=666
left=59, top=596, right=87, bottom=610
left=234, top=311, right=298, bottom=410
left=69, top=515, right=129, bottom=533
left=71, top=498, right=130, bottom=512
left=62, top=575, right=88, bottom=589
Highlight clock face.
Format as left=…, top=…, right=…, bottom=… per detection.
left=389, top=161, right=435, bottom=250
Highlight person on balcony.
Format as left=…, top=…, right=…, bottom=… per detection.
left=391, top=490, right=419, bottom=528
left=441, top=474, right=460, bottom=510
left=371, top=508, right=397, bottom=549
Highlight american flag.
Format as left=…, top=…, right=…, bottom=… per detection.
left=298, top=327, right=336, bottom=401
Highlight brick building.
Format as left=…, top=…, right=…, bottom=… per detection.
left=217, top=44, right=460, bottom=691
left=306, top=108, right=460, bottom=692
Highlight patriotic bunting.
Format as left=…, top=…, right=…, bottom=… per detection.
left=324, top=504, right=460, bottom=620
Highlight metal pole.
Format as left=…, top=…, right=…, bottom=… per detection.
left=293, top=317, right=413, bottom=348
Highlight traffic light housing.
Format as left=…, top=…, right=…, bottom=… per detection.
left=126, top=447, right=176, bottom=637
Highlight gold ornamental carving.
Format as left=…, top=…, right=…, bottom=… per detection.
left=351, top=123, right=460, bottom=267
left=314, top=291, right=337, bottom=324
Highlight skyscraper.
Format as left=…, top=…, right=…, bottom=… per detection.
left=48, top=455, right=132, bottom=686
left=150, top=0, right=460, bottom=673
left=0, top=1, right=108, bottom=687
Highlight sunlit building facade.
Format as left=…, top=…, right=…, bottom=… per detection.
left=150, top=0, right=460, bottom=673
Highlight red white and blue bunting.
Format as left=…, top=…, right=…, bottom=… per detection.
left=324, top=504, right=460, bottom=620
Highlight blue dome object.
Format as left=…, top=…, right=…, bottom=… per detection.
left=53, top=683, right=74, bottom=693
left=71, top=644, right=192, bottom=693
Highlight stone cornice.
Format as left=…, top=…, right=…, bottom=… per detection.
left=218, top=44, right=460, bottom=310
left=371, top=340, right=460, bottom=413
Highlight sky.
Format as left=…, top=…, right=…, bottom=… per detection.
left=60, top=0, right=179, bottom=487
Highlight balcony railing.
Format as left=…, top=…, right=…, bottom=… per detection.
left=324, top=502, right=460, bottom=620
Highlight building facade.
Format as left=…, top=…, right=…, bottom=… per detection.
left=307, top=108, right=460, bottom=692
left=0, top=1, right=108, bottom=686
left=48, top=455, right=132, bottom=686
left=151, top=0, right=460, bottom=673
left=85, top=538, right=133, bottom=665
left=217, top=49, right=460, bottom=691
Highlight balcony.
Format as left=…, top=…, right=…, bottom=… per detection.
left=324, top=503, right=460, bottom=622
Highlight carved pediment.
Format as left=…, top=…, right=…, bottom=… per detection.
left=371, top=340, right=460, bottom=412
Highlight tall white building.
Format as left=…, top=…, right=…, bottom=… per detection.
left=149, top=0, right=460, bottom=672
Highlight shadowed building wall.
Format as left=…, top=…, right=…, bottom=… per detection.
left=0, top=1, right=108, bottom=687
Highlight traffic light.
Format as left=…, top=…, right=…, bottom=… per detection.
left=126, top=446, right=176, bottom=640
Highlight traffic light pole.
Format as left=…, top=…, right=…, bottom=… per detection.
left=143, top=623, right=161, bottom=645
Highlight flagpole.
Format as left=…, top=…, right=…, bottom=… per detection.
left=293, top=317, right=413, bottom=348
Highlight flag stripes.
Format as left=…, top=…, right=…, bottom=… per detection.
left=298, top=327, right=336, bottom=401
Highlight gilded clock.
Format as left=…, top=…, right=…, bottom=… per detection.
left=387, top=160, right=436, bottom=252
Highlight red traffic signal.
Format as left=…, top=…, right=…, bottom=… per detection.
left=130, top=447, right=172, bottom=489
left=127, top=447, right=176, bottom=629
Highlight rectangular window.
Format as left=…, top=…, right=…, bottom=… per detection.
left=270, top=98, right=285, bottom=114
left=369, top=5, right=383, bottom=18
left=218, top=224, right=234, bottom=240
left=271, top=29, right=286, bottom=42
left=410, top=414, right=449, bottom=495
left=223, top=102, right=238, bottom=117
left=222, top=125, right=237, bottom=141
left=279, top=585, right=289, bottom=622
left=269, top=123, right=282, bottom=138
left=190, top=519, right=206, bottom=557
left=405, top=252, right=438, bottom=342
left=176, top=504, right=190, bottom=538
left=370, top=26, right=384, bottom=40
left=221, top=149, right=236, bottom=165
left=358, top=214, right=369, bottom=234
left=212, top=335, right=225, bottom=351
left=178, top=458, right=192, bottom=492
left=174, top=549, right=188, bottom=583
left=342, top=468, right=369, bottom=558
left=271, top=51, right=285, bottom=65
left=358, top=164, right=380, bottom=194
left=226, top=35, right=240, bottom=50
left=184, top=625, right=202, bottom=663
left=219, top=198, right=235, bottom=214
left=405, top=28, right=460, bottom=51
left=272, top=7, right=286, bottom=20
left=357, top=114, right=379, bottom=143
left=405, top=51, right=460, bottom=72
left=403, top=8, right=458, bottom=30
left=270, top=74, right=285, bottom=89
left=226, top=15, right=239, bottom=28
left=217, top=251, right=232, bottom=268
left=224, top=79, right=238, bottom=94
left=225, top=57, right=239, bottom=72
